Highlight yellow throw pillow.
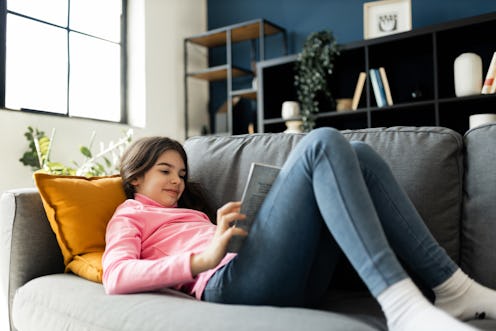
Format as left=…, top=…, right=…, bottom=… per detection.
left=34, top=173, right=126, bottom=283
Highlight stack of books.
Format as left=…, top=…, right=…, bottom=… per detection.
left=351, top=67, right=393, bottom=110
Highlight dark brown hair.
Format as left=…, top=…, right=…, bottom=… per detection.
left=120, top=136, right=215, bottom=220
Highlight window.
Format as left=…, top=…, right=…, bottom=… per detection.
left=0, top=0, right=127, bottom=122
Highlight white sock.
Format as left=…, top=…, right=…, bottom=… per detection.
left=434, top=268, right=496, bottom=320
left=377, top=278, right=480, bottom=331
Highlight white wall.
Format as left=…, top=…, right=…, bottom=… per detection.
left=0, top=1, right=207, bottom=329
left=0, top=0, right=208, bottom=194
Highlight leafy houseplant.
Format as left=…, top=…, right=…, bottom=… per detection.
left=294, top=30, right=340, bottom=131
left=20, top=126, right=133, bottom=177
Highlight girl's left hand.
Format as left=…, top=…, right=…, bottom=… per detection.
left=190, top=201, right=247, bottom=277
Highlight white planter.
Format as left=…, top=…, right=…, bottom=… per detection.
left=469, top=113, right=496, bottom=129
left=281, top=101, right=300, bottom=119
left=454, top=53, right=482, bottom=97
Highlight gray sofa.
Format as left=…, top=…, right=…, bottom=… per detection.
left=2, top=125, right=496, bottom=331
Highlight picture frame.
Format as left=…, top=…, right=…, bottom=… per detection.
left=363, top=0, right=412, bottom=39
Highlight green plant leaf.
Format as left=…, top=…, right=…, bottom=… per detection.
left=103, top=156, right=112, bottom=168
left=80, top=146, right=92, bottom=158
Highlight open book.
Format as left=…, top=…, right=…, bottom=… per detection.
left=226, top=162, right=281, bottom=252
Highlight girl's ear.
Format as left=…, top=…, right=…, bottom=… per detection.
left=130, top=177, right=140, bottom=187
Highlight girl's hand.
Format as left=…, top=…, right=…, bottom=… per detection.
left=190, top=201, right=247, bottom=277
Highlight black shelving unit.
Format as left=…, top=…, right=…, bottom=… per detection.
left=257, top=12, right=496, bottom=134
left=184, top=19, right=287, bottom=138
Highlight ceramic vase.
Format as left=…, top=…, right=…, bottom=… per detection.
left=281, top=101, right=300, bottom=119
left=454, top=53, right=482, bottom=97
left=281, top=101, right=302, bottom=133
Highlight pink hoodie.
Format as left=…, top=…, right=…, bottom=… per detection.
left=102, top=193, right=235, bottom=299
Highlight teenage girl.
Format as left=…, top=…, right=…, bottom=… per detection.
left=103, top=128, right=496, bottom=331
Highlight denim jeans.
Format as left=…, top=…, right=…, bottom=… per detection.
left=203, top=127, right=457, bottom=306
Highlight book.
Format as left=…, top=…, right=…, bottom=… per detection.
left=482, top=52, right=496, bottom=94
left=351, top=72, right=367, bottom=110
left=369, top=68, right=386, bottom=107
left=378, top=67, right=394, bottom=106
left=226, top=162, right=281, bottom=252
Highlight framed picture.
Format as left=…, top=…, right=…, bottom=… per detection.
left=363, top=0, right=412, bottom=39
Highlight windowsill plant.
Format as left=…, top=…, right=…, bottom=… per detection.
left=20, top=126, right=133, bottom=177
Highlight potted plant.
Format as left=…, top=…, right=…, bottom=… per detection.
left=294, top=30, right=340, bottom=131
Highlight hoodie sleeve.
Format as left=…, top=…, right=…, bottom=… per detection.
left=102, top=212, right=196, bottom=295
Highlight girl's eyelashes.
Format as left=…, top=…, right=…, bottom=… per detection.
left=160, top=169, right=186, bottom=180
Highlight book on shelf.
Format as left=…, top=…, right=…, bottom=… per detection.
left=369, top=68, right=387, bottom=108
left=482, top=52, right=496, bottom=94
left=378, top=67, right=394, bottom=106
left=352, top=72, right=367, bottom=110
left=227, top=162, right=281, bottom=253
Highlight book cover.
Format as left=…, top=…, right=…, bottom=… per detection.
left=482, top=52, right=496, bottom=94
left=227, top=162, right=281, bottom=252
left=369, top=69, right=386, bottom=108
left=351, top=72, right=367, bottom=110
left=379, top=67, right=394, bottom=106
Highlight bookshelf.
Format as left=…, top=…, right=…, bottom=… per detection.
left=184, top=19, right=287, bottom=137
left=257, top=12, right=496, bottom=134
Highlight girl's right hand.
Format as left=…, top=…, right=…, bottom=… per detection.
left=190, top=201, right=247, bottom=277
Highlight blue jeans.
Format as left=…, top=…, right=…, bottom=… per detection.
left=203, top=127, right=457, bottom=306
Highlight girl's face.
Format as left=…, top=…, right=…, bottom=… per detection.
left=131, top=150, right=186, bottom=207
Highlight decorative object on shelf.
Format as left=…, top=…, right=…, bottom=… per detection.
left=454, top=52, right=482, bottom=97
left=294, top=30, right=340, bottom=131
left=363, top=0, right=412, bottom=39
left=336, top=98, right=353, bottom=112
left=411, top=87, right=424, bottom=100
left=481, top=52, right=496, bottom=94
left=281, top=101, right=303, bottom=133
left=252, top=77, right=258, bottom=89
left=469, top=113, right=496, bottom=129
left=281, top=101, right=300, bottom=119
left=284, top=121, right=304, bottom=134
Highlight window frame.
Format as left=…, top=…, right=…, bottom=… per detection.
left=0, top=0, right=128, bottom=124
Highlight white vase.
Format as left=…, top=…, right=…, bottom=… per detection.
left=281, top=101, right=300, bottom=120
left=454, top=53, right=482, bottom=97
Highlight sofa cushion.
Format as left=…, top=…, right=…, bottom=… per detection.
left=33, top=173, right=126, bottom=282
left=13, top=274, right=382, bottom=331
left=462, top=123, right=496, bottom=288
left=340, top=127, right=463, bottom=263
left=185, top=127, right=463, bottom=263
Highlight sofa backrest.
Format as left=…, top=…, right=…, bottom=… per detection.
left=462, top=123, right=496, bottom=289
left=184, top=126, right=464, bottom=263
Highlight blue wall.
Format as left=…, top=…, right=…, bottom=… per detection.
left=208, top=0, right=496, bottom=53
left=205, top=0, right=496, bottom=133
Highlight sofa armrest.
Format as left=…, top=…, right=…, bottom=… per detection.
left=0, top=188, right=64, bottom=331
